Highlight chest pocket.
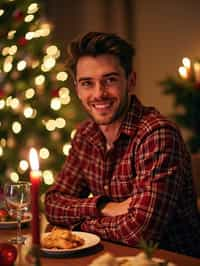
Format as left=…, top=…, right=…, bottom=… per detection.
left=110, top=157, right=136, bottom=201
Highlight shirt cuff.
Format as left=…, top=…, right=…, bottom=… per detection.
left=77, top=195, right=110, bottom=218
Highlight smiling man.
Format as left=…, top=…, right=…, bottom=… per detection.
left=44, top=32, right=200, bottom=257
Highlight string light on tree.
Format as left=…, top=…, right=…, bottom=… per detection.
left=0, top=0, right=86, bottom=193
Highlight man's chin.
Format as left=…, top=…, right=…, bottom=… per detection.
left=92, top=115, right=113, bottom=125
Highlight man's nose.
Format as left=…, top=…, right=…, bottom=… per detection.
left=94, top=81, right=107, bottom=97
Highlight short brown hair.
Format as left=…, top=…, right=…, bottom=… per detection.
left=66, top=32, right=135, bottom=79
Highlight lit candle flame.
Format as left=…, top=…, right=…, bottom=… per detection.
left=29, top=148, right=39, bottom=171
left=182, top=57, right=191, bottom=69
left=178, top=66, right=188, bottom=79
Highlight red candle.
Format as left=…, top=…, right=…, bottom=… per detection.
left=29, top=148, right=41, bottom=246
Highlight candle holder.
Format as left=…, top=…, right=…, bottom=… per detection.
left=26, top=244, right=41, bottom=266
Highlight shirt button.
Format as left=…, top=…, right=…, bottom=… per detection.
left=104, top=185, right=109, bottom=190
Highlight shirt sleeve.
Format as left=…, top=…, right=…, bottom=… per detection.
left=80, top=126, right=186, bottom=245
left=44, top=136, right=104, bottom=228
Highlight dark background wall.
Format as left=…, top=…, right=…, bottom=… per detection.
left=43, top=0, right=135, bottom=53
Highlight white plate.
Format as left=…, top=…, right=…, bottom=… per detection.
left=40, top=231, right=101, bottom=256
left=117, top=256, right=176, bottom=266
left=0, top=215, right=32, bottom=229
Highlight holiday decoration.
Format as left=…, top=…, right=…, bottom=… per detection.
left=160, top=57, right=200, bottom=153
left=0, top=208, right=8, bottom=221
left=0, top=0, right=86, bottom=193
left=0, top=243, right=17, bottom=266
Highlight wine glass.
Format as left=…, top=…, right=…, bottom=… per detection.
left=4, top=181, right=31, bottom=244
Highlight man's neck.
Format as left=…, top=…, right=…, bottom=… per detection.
left=99, top=96, right=131, bottom=149
left=100, top=121, right=122, bottom=149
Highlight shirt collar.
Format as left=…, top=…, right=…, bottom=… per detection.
left=120, top=95, right=144, bottom=137
left=83, top=95, right=144, bottom=146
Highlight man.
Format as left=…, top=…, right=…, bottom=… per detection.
left=45, top=32, right=200, bottom=257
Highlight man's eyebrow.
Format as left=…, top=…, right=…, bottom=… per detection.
left=103, top=72, right=120, bottom=78
left=77, top=77, right=92, bottom=83
left=77, top=72, right=120, bottom=83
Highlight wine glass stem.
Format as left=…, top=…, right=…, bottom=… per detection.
left=16, top=215, right=22, bottom=242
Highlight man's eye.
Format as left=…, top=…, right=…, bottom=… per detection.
left=104, top=77, right=118, bottom=85
left=80, top=81, right=92, bottom=87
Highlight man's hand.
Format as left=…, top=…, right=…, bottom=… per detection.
left=101, top=197, right=132, bottom=217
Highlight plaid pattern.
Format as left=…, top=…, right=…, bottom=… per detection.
left=45, top=96, right=200, bottom=257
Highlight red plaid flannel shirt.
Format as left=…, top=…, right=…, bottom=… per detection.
left=45, top=96, right=200, bottom=257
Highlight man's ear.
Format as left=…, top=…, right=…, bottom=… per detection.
left=127, top=71, right=136, bottom=93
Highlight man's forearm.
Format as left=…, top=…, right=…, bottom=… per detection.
left=101, top=197, right=132, bottom=217
left=45, top=190, right=103, bottom=226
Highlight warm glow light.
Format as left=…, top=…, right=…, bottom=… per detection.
left=182, top=57, right=191, bottom=69
left=60, top=95, right=71, bottom=105
left=56, top=117, right=66, bottom=128
left=39, top=148, right=50, bottom=159
left=3, top=62, right=12, bottom=72
left=9, top=45, right=18, bottom=55
left=28, top=3, right=39, bottom=14
left=56, top=72, right=68, bottom=81
left=46, top=45, right=58, bottom=56
left=25, top=14, right=34, bottom=22
left=7, top=30, right=16, bottom=40
left=0, top=138, right=6, bottom=147
left=24, top=106, right=34, bottom=118
left=6, top=96, right=12, bottom=106
left=2, top=47, right=10, bottom=56
left=3, top=55, right=13, bottom=72
left=194, top=62, right=200, bottom=82
left=0, top=9, right=4, bottom=16
left=10, top=172, right=19, bottom=183
left=10, top=98, right=20, bottom=110
left=45, top=120, right=56, bottom=131
left=19, top=160, right=29, bottom=171
left=0, top=146, right=3, bottom=156
left=59, top=87, right=70, bottom=97
left=25, top=31, right=34, bottom=40
left=63, top=143, right=72, bottom=156
left=12, top=121, right=22, bottom=134
left=59, top=87, right=71, bottom=105
left=32, top=60, right=39, bottom=69
left=42, top=56, right=56, bottom=71
left=178, top=66, right=188, bottom=79
left=35, top=74, right=45, bottom=86
left=0, top=99, right=5, bottom=109
left=25, top=88, right=35, bottom=99
left=50, top=97, right=61, bottom=110
left=17, top=60, right=27, bottom=71
left=70, top=129, right=77, bottom=139
left=40, top=23, right=51, bottom=36
left=29, top=148, right=39, bottom=171
left=43, top=170, right=54, bottom=185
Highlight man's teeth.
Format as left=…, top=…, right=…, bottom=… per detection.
left=93, top=103, right=111, bottom=109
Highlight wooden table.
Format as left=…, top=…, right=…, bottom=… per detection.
left=0, top=216, right=200, bottom=266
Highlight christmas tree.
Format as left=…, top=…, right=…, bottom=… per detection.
left=0, top=0, right=85, bottom=192
left=160, top=57, right=200, bottom=153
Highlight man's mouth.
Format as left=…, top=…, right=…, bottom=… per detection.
left=91, top=102, right=113, bottom=110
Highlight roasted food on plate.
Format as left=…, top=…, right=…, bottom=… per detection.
left=41, top=227, right=85, bottom=249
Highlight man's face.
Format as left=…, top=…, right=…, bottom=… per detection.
left=75, top=54, right=135, bottom=125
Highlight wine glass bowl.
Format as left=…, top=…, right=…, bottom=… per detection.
left=4, top=181, right=31, bottom=244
